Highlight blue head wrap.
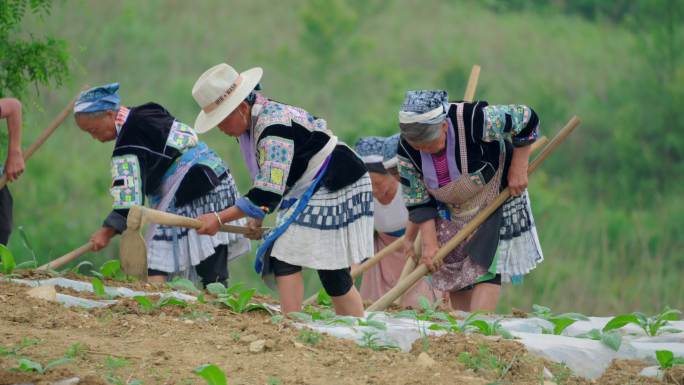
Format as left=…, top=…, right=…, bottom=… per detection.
left=354, top=134, right=401, bottom=173
left=398, top=90, right=449, bottom=125
left=74, top=83, right=121, bottom=114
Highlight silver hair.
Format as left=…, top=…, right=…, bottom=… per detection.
left=399, top=121, right=442, bottom=144
left=74, top=109, right=114, bottom=119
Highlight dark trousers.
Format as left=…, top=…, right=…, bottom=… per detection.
left=148, top=244, right=229, bottom=287
left=0, top=187, right=13, bottom=246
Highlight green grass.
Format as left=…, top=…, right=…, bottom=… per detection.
left=5, top=0, right=682, bottom=313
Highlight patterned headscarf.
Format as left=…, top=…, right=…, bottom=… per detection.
left=354, top=134, right=400, bottom=174
left=74, top=83, right=121, bottom=114
left=398, top=90, right=449, bottom=125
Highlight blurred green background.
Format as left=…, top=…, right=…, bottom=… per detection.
left=3, top=0, right=683, bottom=314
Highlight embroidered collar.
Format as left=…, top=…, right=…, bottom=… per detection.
left=239, top=94, right=269, bottom=181
left=115, top=106, right=130, bottom=136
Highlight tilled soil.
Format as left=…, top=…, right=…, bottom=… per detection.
left=0, top=278, right=676, bottom=385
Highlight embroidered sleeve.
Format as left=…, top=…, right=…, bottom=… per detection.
left=110, top=154, right=143, bottom=209
left=482, top=105, right=539, bottom=147
left=165, top=121, right=198, bottom=152
left=253, top=136, right=295, bottom=195
left=398, top=155, right=431, bottom=207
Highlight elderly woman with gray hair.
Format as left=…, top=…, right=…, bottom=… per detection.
left=396, top=90, right=544, bottom=311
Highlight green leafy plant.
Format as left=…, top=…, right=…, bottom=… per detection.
left=65, top=342, right=86, bottom=359
left=105, top=356, right=129, bottom=370
left=267, top=377, right=282, bottom=385
left=428, top=311, right=483, bottom=333
left=356, top=312, right=387, bottom=330
left=133, top=295, right=187, bottom=312
left=395, top=297, right=448, bottom=322
left=427, top=311, right=513, bottom=339
left=603, top=307, right=682, bottom=337
left=194, top=363, right=227, bottom=385
left=70, top=261, right=94, bottom=274
left=656, top=350, right=684, bottom=369
left=166, top=277, right=200, bottom=293
left=457, top=345, right=511, bottom=377
left=91, top=260, right=131, bottom=281
left=17, top=226, right=38, bottom=269
left=0, top=243, right=16, bottom=274
left=531, top=304, right=589, bottom=335
left=14, top=357, right=72, bottom=374
left=467, top=319, right=514, bottom=339
left=358, top=330, right=399, bottom=351
left=315, top=288, right=332, bottom=307
left=0, top=337, right=39, bottom=357
left=576, top=328, right=623, bottom=351
left=104, top=356, right=140, bottom=385
left=289, top=304, right=336, bottom=322
left=297, top=329, right=323, bottom=345
left=206, top=282, right=270, bottom=314
left=91, top=277, right=110, bottom=298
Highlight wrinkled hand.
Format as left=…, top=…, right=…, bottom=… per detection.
left=421, top=244, right=441, bottom=272
left=4, top=150, right=24, bottom=182
left=90, top=227, right=116, bottom=251
left=196, top=213, right=220, bottom=235
left=245, top=218, right=265, bottom=240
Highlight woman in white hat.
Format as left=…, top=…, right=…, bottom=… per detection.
left=73, top=83, right=250, bottom=287
left=354, top=134, right=442, bottom=308
left=397, top=90, right=544, bottom=312
left=192, top=64, right=373, bottom=316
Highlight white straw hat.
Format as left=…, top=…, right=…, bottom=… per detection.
left=192, top=63, right=263, bottom=134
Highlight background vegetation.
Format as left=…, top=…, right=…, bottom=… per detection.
left=2, top=0, right=682, bottom=314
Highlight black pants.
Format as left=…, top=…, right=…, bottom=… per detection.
left=270, top=257, right=353, bottom=297
left=148, top=244, right=229, bottom=287
left=457, top=274, right=502, bottom=292
left=0, top=187, right=13, bottom=246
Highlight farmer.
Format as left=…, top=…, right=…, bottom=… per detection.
left=354, top=134, right=442, bottom=308
left=397, top=90, right=544, bottom=311
left=73, top=83, right=249, bottom=286
left=192, top=63, right=373, bottom=317
left=0, top=98, right=25, bottom=245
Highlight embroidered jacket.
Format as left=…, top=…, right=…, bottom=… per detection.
left=239, top=96, right=367, bottom=216
left=397, top=101, right=539, bottom=223
left=104, top=103, right=226, bottom=232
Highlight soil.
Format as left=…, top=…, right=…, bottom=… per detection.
left=0, top=277, right=677, bottom=385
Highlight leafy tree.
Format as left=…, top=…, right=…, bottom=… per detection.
left=0, top=0, right=70, bottom=98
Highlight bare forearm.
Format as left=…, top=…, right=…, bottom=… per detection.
left=418, top=219, right=438, bottom=249
left=404, top=220, right=420, bottom=242
left=1, top=99, right=22, bottom=153
left=508, top=144, right=532, bottom=195
left=217, top=205, right=247, bottom=224
left=511, top=144, right=531, bottom=169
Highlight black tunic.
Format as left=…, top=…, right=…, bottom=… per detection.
left=103, top=103, right=225, bottom=232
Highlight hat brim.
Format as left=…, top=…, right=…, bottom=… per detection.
left=193, top=67, right=263, bottom=134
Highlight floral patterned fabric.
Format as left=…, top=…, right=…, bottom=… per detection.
left=482, top=104, right=539, bottom=146
left=397, top=155, right=431, bottom=206
left=253, top=94, right=329, bottom=140
left=165, top=121, right=199, bottom=152
left=254, top=137, right=295, bottom=195
left=110, top=154, right=142, bottom=209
